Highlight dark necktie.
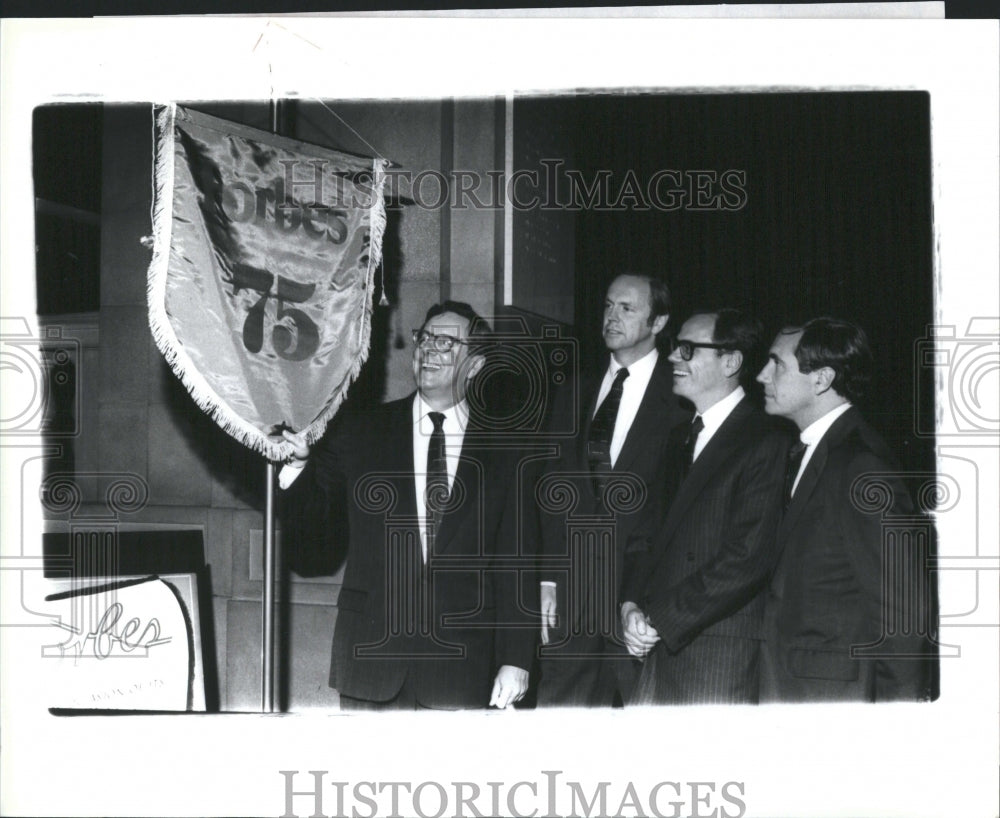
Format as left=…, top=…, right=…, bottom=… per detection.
left=425, top=411, right=448, bottom=544
left=681, top=415, right=704, bottom=475
left=587, top=367, right=630, bottom=498
left=784, top=440, right=808, bottom=506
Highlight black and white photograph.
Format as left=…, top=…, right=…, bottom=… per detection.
left=1, top=11, right=997, bottom=818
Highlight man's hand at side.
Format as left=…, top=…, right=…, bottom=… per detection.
left=489, top=665, right=529, bottom=709
left=540, top=583, right=558, bottom=645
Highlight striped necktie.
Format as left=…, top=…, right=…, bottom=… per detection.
left=587, top=367, right=629, bottom=499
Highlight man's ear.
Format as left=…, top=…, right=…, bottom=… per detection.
left=464, top=353, right=486, bottom=381
left=651, top=313, right=669, bottom=337
left=723, top=349, right=743, bottom=378
left=813, top=366, right=836, bottom=395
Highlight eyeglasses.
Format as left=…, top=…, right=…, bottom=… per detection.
left=672, top=339, right=730, bottom=361
left=412, top=329, right=470, bottom=353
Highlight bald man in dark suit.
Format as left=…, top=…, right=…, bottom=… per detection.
left=535, top=273, right=689, bottom=707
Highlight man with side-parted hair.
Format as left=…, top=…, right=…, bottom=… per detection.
left=618, top=308, right=791, bottom=704
left=756, top=317, right=937, bottom=701
left=279, top=300, right=534, bottom=710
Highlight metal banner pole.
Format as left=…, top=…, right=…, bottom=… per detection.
left=261, top=98, right=282, bottom=715
left=262, top=462, right=276, bottom=712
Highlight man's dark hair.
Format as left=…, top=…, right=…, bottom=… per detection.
left=791, top=317, right=872, bottom=404
left=707, top=307, right=764, bottom=389
left=421, top=300, right=493, bottom=353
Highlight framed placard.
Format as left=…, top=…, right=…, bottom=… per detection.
left=44, top=573, right=206, bottom=712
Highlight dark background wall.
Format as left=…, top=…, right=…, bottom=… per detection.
left=564, top=92, right=934, bottom=472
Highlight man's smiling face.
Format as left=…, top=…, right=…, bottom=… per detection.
left=412, top=311, right=482, bottom=409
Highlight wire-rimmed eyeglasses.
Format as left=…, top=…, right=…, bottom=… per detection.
left=412, top=329, right=471, bottom=353
left=672, top=339, right=730, bottom=361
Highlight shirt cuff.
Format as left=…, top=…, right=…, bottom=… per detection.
left=278, top=462, right=306, bottom=490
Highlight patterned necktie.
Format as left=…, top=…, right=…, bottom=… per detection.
left=681, top=415, right=704, bottom=475
left=425, top=411, right=448, bottom=544
left=587, top=367, right=630, bottom=498
left=784, top=440, right=808, bottom=506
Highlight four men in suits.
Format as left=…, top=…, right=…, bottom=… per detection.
left=280, top=301, right=534, bottom=710
left=756, top=318, right=937, bottom=701
left=534, top=273, right=689, bottom=706
left=283, top=292, right=935, bottom=707
left=619, top=309, right=791, bottom=703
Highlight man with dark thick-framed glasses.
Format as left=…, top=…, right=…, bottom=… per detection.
left=277, top=300, right=534, bottom=711
left=618, top=308, right=792, bottom=704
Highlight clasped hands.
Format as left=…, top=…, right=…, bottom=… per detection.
left=541, top=588, right=659, bottom=658
left=620, top=601, right=660, bottom=658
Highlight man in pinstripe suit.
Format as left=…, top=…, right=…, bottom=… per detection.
left=619, top=308, right=791, bottom=704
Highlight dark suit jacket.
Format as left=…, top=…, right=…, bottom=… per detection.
left=537, top=353, right=690, bottom=610
left=282, top=395, right=535, bottom=708
left=621, top=396, right=791, bottom=704
left=760, top=406, right=938, bottom=702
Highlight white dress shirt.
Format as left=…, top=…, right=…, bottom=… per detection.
left=412, top=395, right=469, bottom=560
left=278, top=394, right=470, bottom=561
left=690, top=386, right=746, bottom=462
left=540, top=349, right=660, bottom=592
left=790, top=401, right=852, bottom=497
left=593, top=347, right=659, bottom=467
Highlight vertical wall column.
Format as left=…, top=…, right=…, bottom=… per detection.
left=446, top=98, right=501, bottom=321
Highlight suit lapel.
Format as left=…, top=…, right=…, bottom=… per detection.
left=779, top=407, right=860, bottom=540
left=656, top=397, right=755, bottom=550
left=614, top=355, right=673, bottom=475
left=394, top=397, right=419, bottom=520
left=430, top=414, right=487, bottom=555
left=575, top=370, right=604, bottom=464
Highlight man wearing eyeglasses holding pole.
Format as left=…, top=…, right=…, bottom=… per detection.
left=278, top=301, right=533, bottom=710
left=618, top=308, right=791, bottom=704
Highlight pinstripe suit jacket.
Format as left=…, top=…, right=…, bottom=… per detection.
left=621, top=397, right=791, bottom=704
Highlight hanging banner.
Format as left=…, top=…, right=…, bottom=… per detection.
left=147, top=104, right=388, bottom=460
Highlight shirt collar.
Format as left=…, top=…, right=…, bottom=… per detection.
left=697, top=386, right=746, bottom=433
left=413, top=393, right=469, bottom=430
left=608, top=347, right=658, bottom=380
left=800, top=402, right=852, bottom=446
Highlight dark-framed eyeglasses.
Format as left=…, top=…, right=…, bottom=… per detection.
left=672, top=339, right=730, bottom=361
left=412, top=329, right=470, bottom=353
